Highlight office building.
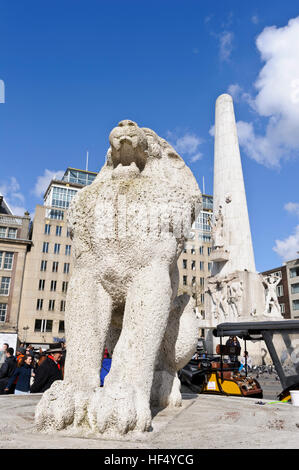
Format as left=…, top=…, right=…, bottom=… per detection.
left=0, top=194, right=31, bottom=346
left=17, top=168, right=97, bottom=346
left=178, top=194, right=213, bottom=326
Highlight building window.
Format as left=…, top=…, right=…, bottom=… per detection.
left=191, top=260, right=196, bottom=270
left=191, top=246, right=195, bottom=255
left=183, top=275, right=187, bottom=286
left=290, top=267, right=299, bottom=278
left=52, top=261, right=59, bottom=273
left=3, top=252, right=14, bottom=270
left=183, top=259, right=187, bottom=269
left=200, top=293, right=205, bottom=304
left=293, top=299, right=299, bottom=311
left=276, top=285, right=284, bottom=297
left=0, top=277, right=11, bottom=295
left=0, top=227, right=17, bottom=239
left=40, top=260, right=47, bottom=272
left=198, top=234, right=211, bottom=243
left=56, top=226, right=62, bottom=236
left=195, top=212, right=211, bottom=232
left=65, top=245, right=71, bottom=255
left=66, top=228, right=71, bottom=238
left=200, top=261, right=204, bottom=270
left=50, top=280, right=57, bottom=292
left=280, top=303, right=285, bottom=314
left=60, top=300, right=66, bottom=312
left=52, top=186, right=78, bottom=210
left=207, top=247, right=211, bottom=256
left=44, top=223, right=51, bottom=235
left=34, top=319, right=53, bottom=332
left=54, top=243, right=60, bottom=254
left=36, top=298, right=43, bottom=310
left=7, top=228, right=17, bottom=239
left=64, top=263, right=70, bottom=274
left=48, top=299, right=55, bottom=311
left=38, top=279, right=45, bottom=291
left=62, top=281, right=68, bottom=293
left=0, top=303, right=7, bottom=322
left=208, top=262, right=212, bottom=271
left=199, top=246, right=204, bottom=255
left=291, top=283, right=299, bottom=294
left=200, top=277, right=204, bottom=287
left=59, top=320, right=65, bottom=333
left=42, top=242, right=49, bottom=253
left=48, top=209, right=64, bottom=220
left=192, top=276, right=196, bottom=287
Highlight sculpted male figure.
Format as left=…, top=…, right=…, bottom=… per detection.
left=262, top=273, right=282, bottom=317
left=35, top=120, right=201, bottom=435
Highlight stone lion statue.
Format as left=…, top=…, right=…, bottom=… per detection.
left=35, top=120, right=201, bottom=436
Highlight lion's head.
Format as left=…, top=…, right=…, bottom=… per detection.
left=104, top=120, right=192, bottom=181
left=107, top=120, right=148, bottom=173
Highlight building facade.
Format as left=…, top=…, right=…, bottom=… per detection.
left=0, top=196, right=31, bottom=338
left=178, top=194, right=213, bottom=326
left=17, top=168, right=97, bottom=347
left=285, top=258, right=299, bottom=319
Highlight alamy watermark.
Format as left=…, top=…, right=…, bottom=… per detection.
left=0, top=80, right=5, bottom=103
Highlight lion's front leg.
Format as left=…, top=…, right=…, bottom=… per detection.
left=35, top=263, right=112, bottom=432
left=88, top=262, right=172, bottom=434
left=152, top=294, right=198, bottom=409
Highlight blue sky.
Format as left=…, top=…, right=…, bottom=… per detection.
left=0, top=0, right=299, bottom=272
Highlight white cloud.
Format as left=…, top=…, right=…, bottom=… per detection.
left=33, top=169, right=64, bottom=198
left=166, top=131, right=204, bottom=164
left=190, top=153, right=203, bottom=163
left=237, top=17, right=299, bottom=167
left=227, top=83, right=243, bottom=102
left=273, top=225, right=299, bottom=261
left=219, top=31, right=234, bottom=62
left=273, top=201, right=299, bottom=261
left=174, top=134, right=203, bottom=155
left=0, top=177, right=27, bottom=216
left=284, top=202, right=299, bottom=216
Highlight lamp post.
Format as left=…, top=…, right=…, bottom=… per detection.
left=22, top=326, right=29, bottom=345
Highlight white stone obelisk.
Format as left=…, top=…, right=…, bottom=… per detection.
left=204, top=93, right=273, bottom=327
left=211, top=93, right=256, bottom=276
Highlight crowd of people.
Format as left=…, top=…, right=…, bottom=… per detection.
left=0, top=342, right=66, bottom=395
left=0, top=342, right=112, bottom=395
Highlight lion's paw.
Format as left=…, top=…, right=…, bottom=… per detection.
left=34, top=381, right=92, bottom=432
left=88, top=384, right=152, bottom=435
left=151, top=371, right=182, bottom=409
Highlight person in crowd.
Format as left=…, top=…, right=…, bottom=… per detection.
left=0, top=347, right=17, bottom=394
left=30, top=343, right=63, bottom=393
left=100, top=348, right=111, bottom=387
left=239, top=350, right=253, bottom=373
left=226, top=336, right=241, bottom=364
left=0, top=343, right=9, bottom=365
left=4, top=354, right=34, bottom=395
left=16, top=347, right=26, bottom=366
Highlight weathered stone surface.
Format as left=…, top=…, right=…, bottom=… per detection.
left=2, top=394, right=299, bottom=449
left=34, top=120, right=201, bottom=435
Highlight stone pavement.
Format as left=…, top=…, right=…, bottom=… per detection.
left=0, top=392, right=299, bottom=449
